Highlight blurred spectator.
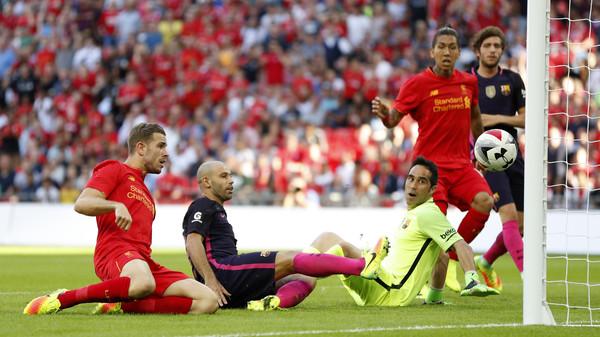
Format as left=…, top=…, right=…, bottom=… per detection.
left=0, top=0, right=592, bottom=209
left=0, top=153, right=15, bottom=199
left=36, top=177, right=60, bottom=203
left=282, top=176, right=320, bottom=208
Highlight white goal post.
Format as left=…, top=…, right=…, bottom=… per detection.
left=523, top=0, right=555, bottom=325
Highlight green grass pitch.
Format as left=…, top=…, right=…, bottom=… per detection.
left=1, top=249, right=599, bottom=337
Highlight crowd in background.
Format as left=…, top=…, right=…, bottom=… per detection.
left=0, top=0, right=597, bottom=209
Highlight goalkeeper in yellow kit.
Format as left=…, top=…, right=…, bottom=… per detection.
left=310, top=156, right=499, bottom=306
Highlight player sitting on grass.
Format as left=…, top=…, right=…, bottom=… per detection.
left=183, top=160, right=389, bottom=310
left=308, top=157, right=499, bottom=306
left=23, top=123, right=219, bottom=315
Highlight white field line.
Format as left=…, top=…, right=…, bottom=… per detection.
left=172, top=323, right=524, bottom=337
left=172, top=322, right=600, bottom=337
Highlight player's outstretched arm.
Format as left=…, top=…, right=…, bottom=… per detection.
left=186, top=233, right=231, bottom=307
left=452, top=240, right=477, bottom=272
left=371, top=96, right=405, bottom=128
left=481, top=106, right=525, bottom=128
left=74, top=188, right=132, bottom=231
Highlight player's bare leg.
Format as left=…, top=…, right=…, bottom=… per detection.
left=309, top=232, right=363, bottom=258
left=426, top=252, right=449, bottom=304
left=162, top=279, right=219, bottom=314
left=120, top=259, right=157, bottom=298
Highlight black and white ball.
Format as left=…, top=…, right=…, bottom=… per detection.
left=474, top=129, right=518, bottom=172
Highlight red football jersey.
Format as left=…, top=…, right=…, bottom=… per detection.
left=393, top=68, right=479, bottom=169
left=85, top=160, right=156, bottom=266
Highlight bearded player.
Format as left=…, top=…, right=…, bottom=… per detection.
left=470, top=26, right=527, bottom=291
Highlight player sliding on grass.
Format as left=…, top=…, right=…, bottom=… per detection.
left=470, top=26, right=527, bottom=291
left=371, top=26, right=495, bottom=292
left=309, top=157, right=499, bottom=306
left=183, top=160, right=389, bottom=310
left=24, top=123, right=219, bottom=315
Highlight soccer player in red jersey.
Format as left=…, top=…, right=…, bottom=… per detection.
left=372, top=27, right=495, bottom=294
left=24, top=123, right=219, bottom=315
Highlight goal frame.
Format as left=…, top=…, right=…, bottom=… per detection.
left=523, top=0, right=556, bottom=325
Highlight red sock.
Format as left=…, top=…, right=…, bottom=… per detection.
left=502, top=220, right=524, bottom=272
left=121, top=296, right=193, bottom=314
left=483, top=232, right=507, bottom=264
left=276, top=280, right=315, bottom=308
left=57, top=277, right=131, bottom=309
left=292, top=253, right=365, bottom=277
left=449, top=208, right=489, bottom=260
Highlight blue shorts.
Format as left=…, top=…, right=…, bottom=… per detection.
left=195, top=251, right=278, bottom=308
left=484, top=155, right=524, bottom=211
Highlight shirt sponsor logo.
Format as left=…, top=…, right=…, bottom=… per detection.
left=440, top=228, right=457, bottom=241
left=433, top=96, right=469, bottom=112
left=191, top=211, right=202, bottom=224
left=501, top=84, right=511, bottom=96
left=127, top=185, right=155, bottom=215
left=485, top=85, right=496, bottom=98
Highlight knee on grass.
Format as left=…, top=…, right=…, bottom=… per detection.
left=189, top=296, right=219, bottom=314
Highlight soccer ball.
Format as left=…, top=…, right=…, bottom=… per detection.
left=474, top=129, right=518, bottom=172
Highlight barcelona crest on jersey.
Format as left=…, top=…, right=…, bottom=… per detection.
left=485, top=85, right=496, bottom=98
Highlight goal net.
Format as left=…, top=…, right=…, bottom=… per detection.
left=524, top=0, right=600, bottom=326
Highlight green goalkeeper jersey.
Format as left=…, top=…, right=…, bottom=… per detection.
left=341, top=198, right=463, bottom=306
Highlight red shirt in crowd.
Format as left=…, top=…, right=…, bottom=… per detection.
left=262, top=52, right=285, bottom=86
left=343, top=68, right=365, bottom=99
left=393, top=68, right=479, bottom=169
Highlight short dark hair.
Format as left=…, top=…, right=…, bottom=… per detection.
left=472, top=26, right=505, bottom=52
left=127, top=123, right=166, bottom=154
left=432, top=26, right=459, bottom=48
left=409, top=156, right=438, bottom=187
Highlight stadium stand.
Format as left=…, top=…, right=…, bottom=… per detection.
left=0, top=0, right=596, bottom=208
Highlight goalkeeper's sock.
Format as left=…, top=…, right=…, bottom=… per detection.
left=502, top=220, right=524, bottom=272
left=425, top=286, right=444, bottom=304
left=484, top=233, right=507, bottom=265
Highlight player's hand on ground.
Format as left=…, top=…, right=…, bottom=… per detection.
left=114, top=203, right=132, bottom=231
left=371, top=96, right=390, bottom=120
left=206, top=277, right=231, bottom=307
